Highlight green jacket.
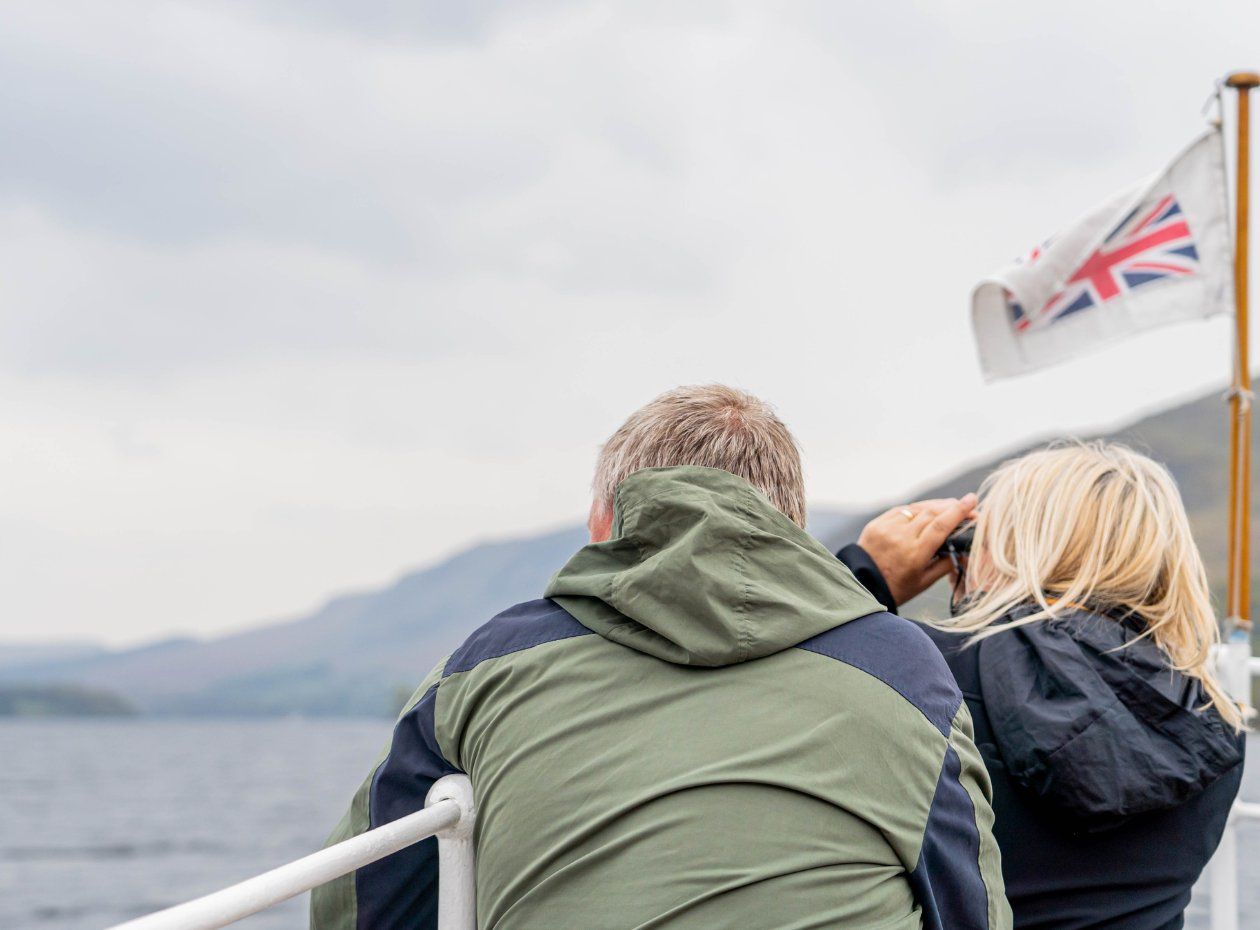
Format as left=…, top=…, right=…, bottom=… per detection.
left=312, top=466, right=1010, bottom=929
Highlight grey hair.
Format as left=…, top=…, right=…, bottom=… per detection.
left=592, top=384, right=806, bottom=526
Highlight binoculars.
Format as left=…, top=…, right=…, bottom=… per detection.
left=936, top=521, right=975, bottom=560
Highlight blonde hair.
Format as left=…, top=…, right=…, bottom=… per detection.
left=593, top=384, right=806, bottom=526
left=945, top=440, right=1243, bottom=729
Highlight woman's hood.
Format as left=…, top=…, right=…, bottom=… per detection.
left=544, top=466, right=883, bottom=667
left=978, top=606, right=1245, bottom=829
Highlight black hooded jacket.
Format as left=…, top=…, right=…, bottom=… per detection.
left=835, top=548, right=1246, bottom=930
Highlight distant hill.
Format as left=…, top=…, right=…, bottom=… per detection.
left=1, top=508, right=856, bottom=716
left=0, top=684, right=136, bottom=717
left=4, top=386, right=1254, bottom=717
left=0, top=525, right=590, bottom=716
left=825, top=388, right=1250, bottom=628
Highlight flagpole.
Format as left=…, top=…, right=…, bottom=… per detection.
left=1215, top=76, right=1259, bottom=930
left=1226, top=71, right=1258, bottom=636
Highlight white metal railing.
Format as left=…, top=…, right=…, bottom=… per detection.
left=1208, top=640, right=1258, bottom=930
left=103, top=775, right=477, bottom=930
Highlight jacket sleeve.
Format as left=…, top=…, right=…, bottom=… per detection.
left=835, top=543, right=899, bottom=613
left=908, top=705, right=1012, bottom=930
left=311, top=659, right=460, bottom=930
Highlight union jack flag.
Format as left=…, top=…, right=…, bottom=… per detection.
left=974, top=129, right=1229, bottom=380
left=1009, top=194, right=1200, bottom=332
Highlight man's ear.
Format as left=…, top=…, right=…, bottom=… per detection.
left=588, top=500, right=613, bottom=543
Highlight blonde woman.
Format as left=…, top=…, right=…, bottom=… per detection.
left=838, top=441, right=1246, bottom=930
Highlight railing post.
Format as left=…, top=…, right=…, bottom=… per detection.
left=1209, top=806, right=1239, bottom=930
left=1219, top=638, right=1253, bottom=705
left=427, top=775, right=478, bottom=930
left=1207, top=638, right=1252, bottom=930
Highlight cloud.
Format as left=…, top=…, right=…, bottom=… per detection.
left=0, top=0, right=1255, bottom=642
left=0, top=1, right=739, bottom=382
left=243, top=0, right=584, bottom=43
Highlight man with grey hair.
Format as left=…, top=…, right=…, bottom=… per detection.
left=313, top=385, right=1011, bottom=930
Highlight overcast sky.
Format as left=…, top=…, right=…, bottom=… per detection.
left=3, top=0, right=1258, bottom=646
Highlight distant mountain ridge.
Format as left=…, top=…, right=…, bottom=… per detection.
left=0, top=684, right=137, bottom=717
left=0, top=507, right=861, bottom=716
left=5, top=386, right=1254, bottom=715
left=1, top=525, right=588, bottom=715
left=825, top=389, right=1243, bottom=615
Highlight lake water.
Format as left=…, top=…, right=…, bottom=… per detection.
left=0, top=719, right=1256, bottom=929
left=0, top=719, right=389, bottom=929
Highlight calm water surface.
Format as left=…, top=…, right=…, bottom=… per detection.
left=0, top=720, right=1256, bottom=929
left=0, top=719, right=389, bottom=929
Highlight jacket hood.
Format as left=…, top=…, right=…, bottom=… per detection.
left=544, top=466, right=883, bottom=667
left=978, top=606, right=1245, bottom=829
